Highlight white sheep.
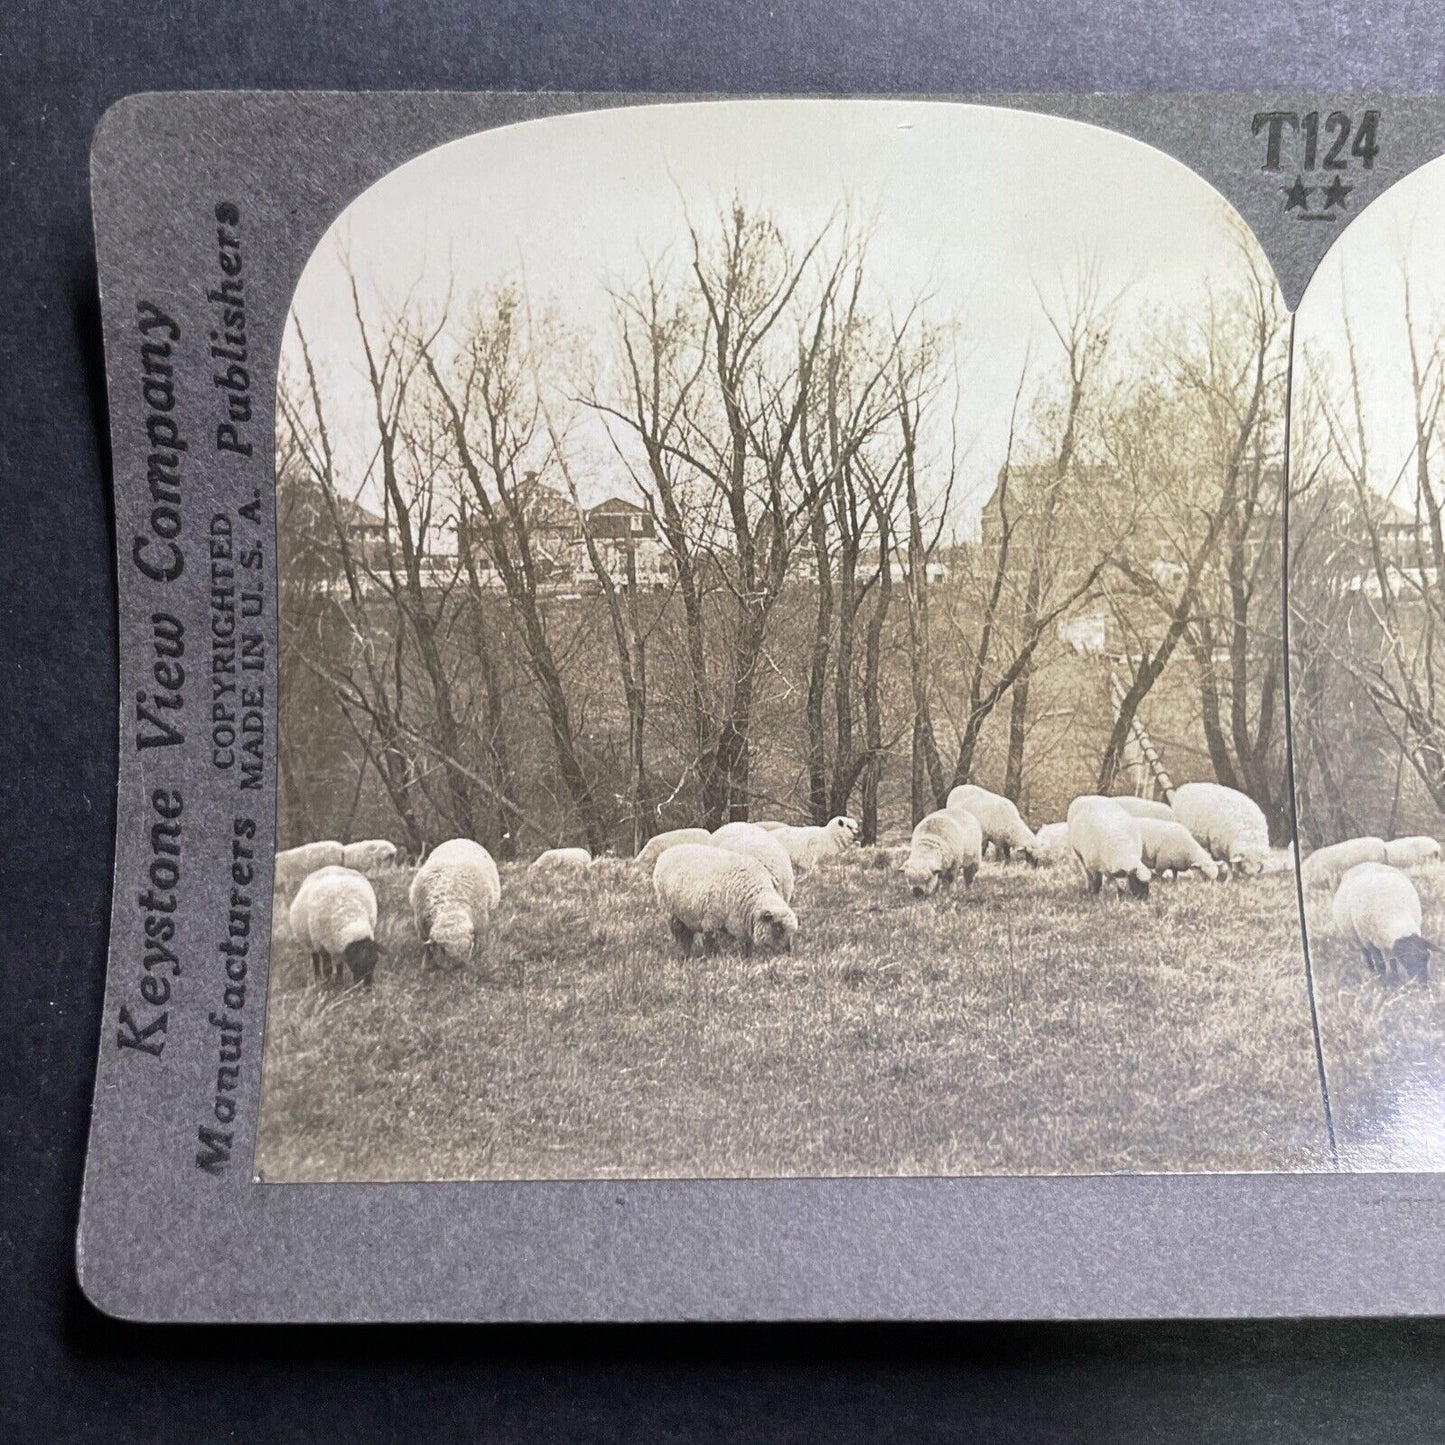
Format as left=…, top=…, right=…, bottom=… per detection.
left=341, top=839, right=398, bottom=873
left=711, top=821, right=796, bottom=903
left=753, top=820, right=790, bottom=832
left=652, top=844, right=797, bottom=957
left=1301, top=836, right=1388, bottom=891
left=1169, top=782, right=1272, bottom=876
left=1109, top=795, right=1176, bottom=822
left=275, top=839, right=344, bottom=892
left=634, top=827, right=714, bottom=873
left=1385, top=835, right=1443, bottom=868
left=945, top=784, right=1038, bottom=863
left=902, top=809, right=982, bottom=898
left=531, top=846, right=592, bottom=870
left=1067, top=796, right=1151, bottom=899
left=288, top=865, right=380, bottom=987
left=409, top=837, right=501, bottom=971
left=1331, top=861, right=1433, bottom=982
left=769, top=816, right=862, bottom=873
left=1135, top=817, right=1221, bottom=882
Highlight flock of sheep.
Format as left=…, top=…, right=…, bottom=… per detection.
left=275, top=779, right=1440, bottom=989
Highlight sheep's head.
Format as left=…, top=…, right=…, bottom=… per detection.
left=342, top=937, right=380, bottom=987
left=1397, top=936, right=1432, bottom=984
left=829, top=816, right=863, bottom=849
left=752, top=901, right=798, bottom=953
left=1229, top=845, right=1270, bottom=877
left=1120, top=865, right=1151, bottom=900
left=1198, top=859, right=1222, bottom=883
left=903, top=854, right=942, bottom=898
left=425, top=909, right=476, bottom=971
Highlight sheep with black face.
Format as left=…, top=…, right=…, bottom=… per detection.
left=1332, top=861, right=1434, bottom=983
left=288, top=865, right=381, bottom=987
left=1067, top=796, right=1152, bottom=900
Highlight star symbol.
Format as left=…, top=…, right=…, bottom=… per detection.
left=1283, top=175, right=1313, bottom=212
left=1322, top=174, right=1353, bottom=210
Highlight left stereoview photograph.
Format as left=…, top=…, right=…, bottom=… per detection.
left=255, top=99, right=1328, bottom=1183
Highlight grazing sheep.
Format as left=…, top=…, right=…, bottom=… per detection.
left=1385, top=835, right=1443, bottom=868
left=1109, top=795, right=1176, bottom=822
left=1067, top=797, right=1151, bottom=899
left=769, top=816, right=862, bottom=873
left=634, top=827, right=714, bottom=873
left=711, top=821, right=796, bottom=903
left=275, top=840, right=344, bottom=892
left=902, top=809, right=982, bottom=898
left=1301, top=836, right=1388, bottom=891
left=531, top=846, right=592, bottom=870
left=288, top=865, right=380, bottom=987
left=409, top=837, right=501, bottom=971
left=1135, top=817, right=1221, bottom=882
left=945, top=784, right=1039, bottom=863
left=341, top=839, right=398, bottom=873
left=1169, top=782, right=1272, bottom=876
left=1331, top=861, right=1433, bottom=982
left=652, top=844, right=797, bottom=958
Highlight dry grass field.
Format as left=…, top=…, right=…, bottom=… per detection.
left=1306, top=859, right=1445, bottom=1171
left=254, top=846, right=1339, bottom=1182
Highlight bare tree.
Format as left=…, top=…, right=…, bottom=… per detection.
left=941, top=280, right=1127, bottom=804
left=419, top=284, right=611, bottom=851
left=591, top=259, right=720, bottom=829
left=343, top=279, right=487, bottom=843
left=1285, top=391, right=1378, bottom=844
left=784, top=274, right=915, bottom=825
left=532, top=305, right=653, bottom=855
left=1002, top=261, right=1118, bottom=803
left=594, top=200, right=863, bottom=823
left=1095, top=241, right=1288, bottom=812
left=1307, top=276, right=1445, bottom=816
left=278, top=330, right=428, bottom=854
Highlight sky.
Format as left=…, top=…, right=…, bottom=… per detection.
left=283, top=99, right=1274, bottom=532
left=1296, top=149, right=1445, bottom=504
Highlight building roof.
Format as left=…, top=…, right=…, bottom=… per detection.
left=586, top=496, right=650, bottom=518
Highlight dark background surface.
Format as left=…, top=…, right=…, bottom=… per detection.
left=3, top=3, right=1444, bottom=1439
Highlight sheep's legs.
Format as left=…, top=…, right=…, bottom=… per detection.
left=310, top=951, right=323, bottom=982
left=1363, top=945, right=1385, bottom=977
left=962, top=864, right=978, bottom=887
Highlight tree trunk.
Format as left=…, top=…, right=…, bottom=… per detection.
left=829, top=541, right=859, bottom=822
left=806, top=507, right=833, bottom=823
left=1003, top=560, right=1043, bottom=803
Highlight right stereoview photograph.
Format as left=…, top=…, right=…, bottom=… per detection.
left=1291, top=156, right=1445, bottom=1169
